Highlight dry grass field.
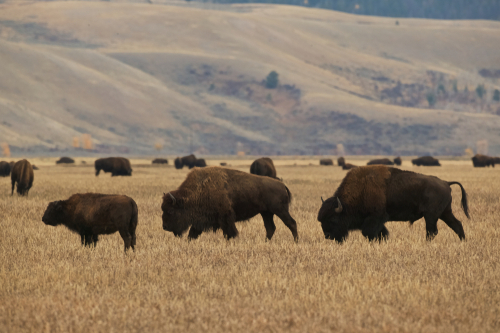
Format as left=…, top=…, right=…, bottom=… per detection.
left=1, top=157, right=499, bottom=332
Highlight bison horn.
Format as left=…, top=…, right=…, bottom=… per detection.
left=321, top=197, right=324, bottom=203
left=335, top=197, right=343, bottom=213
left=168, top=192, right=176, bottom=205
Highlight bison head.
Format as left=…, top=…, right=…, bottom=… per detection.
left=174, top=158, right=183, bottom=170
left=42, top=200, right=66, bottom=226
left=317, top=196, right=346, bottom=242
left=161, top=192, right=190, bottom=237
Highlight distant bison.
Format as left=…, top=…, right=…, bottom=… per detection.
left=472, top=154, right=495, bottom=167
left=412, top=156, right=441, bottom=166
left=162, top=167, right=298, bottom=242
left=320, top=159, right=333, bottom=166
left=318, top=166, right=469, bottom=243
left=337, top=157, right=345, bottom=167
left=250, top=157, right=277, bottom=178
left=342, top=163, right=357, bottom=170
left=394, top=156, right=402, bottom=166
left=56, top=157, right=75, bottom=164
left=0, top=161, right=11, bottom=177
left=11, top=159, right=34, bottom=196
left=367, top=158, right=394, bottom=166
left=42, top=193, right=138, bottom=251
left=174, top=154, right=197, bottom=169
left=194, top=158, right=207, bottom=168
left=32, top=165, right=39, bottom=170
left=95, top=157, right=132, bottom=176
left=152, top=158, right=169, bottom=165
left=220, top=162, right=227, bottom=166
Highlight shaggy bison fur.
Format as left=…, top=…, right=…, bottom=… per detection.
left=472, top=154, right=495, bottom=167
left=95, top=157, right=132, bottom=176
left=250, top=157, right=277, bottom=178
left=162, top=167, right=298, bottom=242
left=0, top=161, right=11, bottom=177
left=320, top=159, right=333, bottom=166
left=11, top=160, right=34, bottom=196
left=337, top=157, right=345, bottom=167
left=152, top=158, right=169, bottom=165
left=42, top=193, right=138, bottom=251
left=367, top=158, right=394, bottom=166
left=317, top=166, right=469, bottom=243
left=412, top=156, right=441, bottom=166
left=56, top=157, right=75, bottom=164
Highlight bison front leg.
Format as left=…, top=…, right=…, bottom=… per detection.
left=361, top=216, right=388, bottom=242
left=187, top=226, right=204, bottom=240
left=11, top=180, right=15, bottom=196
left=221, top=215, right=238, bottom=240
left=261, top=212, right=276, bottom=241
left=424, top=215, right=439, bottom=241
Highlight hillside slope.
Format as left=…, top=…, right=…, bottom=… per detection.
left=0, top=1, right=499, bottom=155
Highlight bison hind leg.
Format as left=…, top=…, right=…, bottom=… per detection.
left=275, top=211, right=298, bottom=242
left=424, top=215, right=439, bottom=241
left=119, top=229, right=132, bottom=251
left=440, top=205, right=465, bottom=240
left=261, top=212, right=276, bottom=241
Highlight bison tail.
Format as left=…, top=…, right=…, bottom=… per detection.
left=448, top=181, right=470, bottom=219
left=284, top=184, right=292, bottom=204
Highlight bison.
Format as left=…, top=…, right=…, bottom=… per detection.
left=337, top=157, right=345, bottom=167
left=11, top=160, right=34, bottom=196
left=367, top=158, right=394, bottom=166
left=320, top=159, right=334, bottom=166
left=152, top=158, right=169, bottom=165
left=250, top=157, right=277, bottom=178
left=95, top=157, right=132, bottom=176
left=318, top=166, right=469, bottom=243
left=56, top=157, right=75, bottom=164
left=394, top=156, right=402, bottom=166
left=42, top=193, right=138, bottom=251
left=174, top=154, right=197, bottom=169
left=412, top=156, right=441, bottom=166
left=194, top=158, right=207, bottom=168
left=471, top=154, right=495, bottom=167
left=342, top=163, right=357, bottom=170
left=161, top=167, right=298, bottom=242
left=0, top=161, right=11, bottom=177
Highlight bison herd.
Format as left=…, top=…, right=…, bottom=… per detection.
left=4, top=153, right=494, bottom=252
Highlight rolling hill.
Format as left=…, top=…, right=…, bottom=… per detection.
left=0, top=0, right=499, bottom=155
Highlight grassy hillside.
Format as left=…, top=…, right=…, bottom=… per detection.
left=0, top=1, right=499, bottom=155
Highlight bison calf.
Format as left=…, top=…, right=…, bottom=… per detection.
left=318, top=166, right=469, bottom=243
left=11, top=159, right=34, bottom=196
left=42, top=193, right=138, bottom=251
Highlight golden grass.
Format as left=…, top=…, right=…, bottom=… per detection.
left=1, top=158, right=499, bottom=332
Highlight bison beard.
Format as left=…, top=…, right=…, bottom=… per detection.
left=318, top=166, right=469, bottom=243
left=161, top=167, right=298, bottom=242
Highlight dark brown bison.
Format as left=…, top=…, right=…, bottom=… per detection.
left=42, top=193, right=138, bottom=251
left=492, top=157, right=500, bottom=165
left=250, top=157, right=277, bottom=178
left=318, top=166, right=469, bottom=243
left=394, top=156, right=402, bottom=166
left=95, top=157, right=132, bottom=176
left=412, top=156, right=441, bottom=166
left=367, top=158, right=394, bottom=166
left=11, top=159, right=34, bottom=196
left=0, top=161, right=11, bottom=177
left=194, top=158, right=207, bottom=168
left=56, top=157, right=75, bottom=164
left=174, top=154, right=197, bottom=169
left=161, top=167, right=298, bottom=242
left=152, top=158, right=169, bottom=165
left=342, top=163, right=357, bottom=170
left=220, top=162, right=227, bottom=166
left=337, top=157, right=345, bottom=167
left=471, top=154, right=495, bottom=167
left=32, top=165, right=39, bottom=170
left=320, top=158, right=333, bottom=166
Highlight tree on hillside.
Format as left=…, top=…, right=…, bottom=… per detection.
left=493, top=89, right=500, bottom=102
left=265, top=71, right=279, bottom=89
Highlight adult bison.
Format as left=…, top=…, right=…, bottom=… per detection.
left=394, top=157, right=402, bottom=166
left=42, top=193, right=138, bottom=251
left=337, top=157, right=345, bottom=167
left=56, top=157, right=75, bottom=164
left=342, top=163, right=357, bottom=170
left=320, top=159, right=333, bottom=166
left=174, top=154, right=197, bottom=169
left=412, top=156, right=441, bottom=166
left=11, top=159, right=34, bottom=196
left=367, top=158, right=394, bottom=166
left=0, top=161, right=11, bottom=177
left=250, top=157, right=276, bottom=178
left=95, top=157, right=132, bottom=176
left=317, top=166, right=469, bottom=243
left=161, top=167, right=298, bottom=242
left=471, top=154, right=495, bottom=167
left=152, top=158, right=169, bottom=165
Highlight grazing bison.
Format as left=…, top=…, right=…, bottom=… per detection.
left=56, top=157, right=75, bottom=164
left=367, top=158, right=394, bottom=166
left=174, top=154, right=197, bottom=169
left=152, top=158, right=169, bottom=165
left=161, top=167, right=298, bottom=242
left=342, top=163, right=357, bottom=170
left=11, top=159, right=34, bottom=196
left=412, top=156, right=441, bottom=166
left=0, top=161, right=11, bottom=177
left=318, top=166, right=469, bottom=243
left=471, top=154, right=495, bottom=167
left=394, top=156, right=402, bottom=166
left=337, top=157, right=345, bottom=167
left=194, top=158, right=207, bottom=168
left=95, top=157, right=132, bottom=176
left=220, top=162, right=227, bottom=166
left=42, top=193, right=138, bottom=251
left=250, top=157, right=277, bottom=178
left=320, top=159, right=334, bottom=166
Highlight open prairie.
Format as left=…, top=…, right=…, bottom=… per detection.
left=0, top=158, right=499, bottom=332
